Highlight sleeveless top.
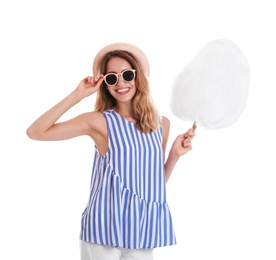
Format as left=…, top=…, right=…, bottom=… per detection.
left=80, top=110, right=176, bottom=249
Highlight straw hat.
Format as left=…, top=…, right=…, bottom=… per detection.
left=92, top=43, right=150, bottom=77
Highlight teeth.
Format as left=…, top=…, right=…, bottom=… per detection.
left=117, top=88, right=129, bottom=93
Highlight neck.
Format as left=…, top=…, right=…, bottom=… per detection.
left=113, top=106, right=136, bottom=123
left=114, top=104, right=133, bottom=117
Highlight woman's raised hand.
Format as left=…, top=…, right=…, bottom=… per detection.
left=77, top=75, right=104, bottom=98
left=171, top=122, right=197, bottom=157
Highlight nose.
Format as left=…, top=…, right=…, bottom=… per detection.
left=116, top=74, right=124, bottom=85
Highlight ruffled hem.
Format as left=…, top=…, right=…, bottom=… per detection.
left=80, top=163, right=176, bottom=249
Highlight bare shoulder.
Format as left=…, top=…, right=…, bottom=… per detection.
left=79, top=111, right=107, bottom=135
left=82, top=111, right=105, bottom=123
left=161, top=115, right=170, bottom=130
left=161, top=115, right=170, bottom=151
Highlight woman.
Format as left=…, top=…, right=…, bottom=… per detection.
left=26, top=43, right=196, bottom=260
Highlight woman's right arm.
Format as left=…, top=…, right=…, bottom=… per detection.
left=26, top=75, right=104, bottom=141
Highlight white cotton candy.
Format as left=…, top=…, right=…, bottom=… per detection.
left=170, top=39, right=250, bottom=130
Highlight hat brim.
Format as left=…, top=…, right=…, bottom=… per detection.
left=92, top=43, right=150, bottom=77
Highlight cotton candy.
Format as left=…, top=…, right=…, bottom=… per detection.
left=170, top=39, right=250, bottom=130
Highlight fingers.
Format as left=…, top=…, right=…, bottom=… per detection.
left=189, top=121, right=197, bottom=134
left=182, top=122, right=197, bottom=149
left=188, top=122, right=197, bottom=137
left=182, top=132, right=193, bottom=148
left=184, top=123, right=196, bottom=139
left=182, top=137, right=192, bottom=149
left=192, top=121, right=197, bottom=132
left=84, top=75, right=103, bottom=85
left=77, top=75, right=104, bottom=97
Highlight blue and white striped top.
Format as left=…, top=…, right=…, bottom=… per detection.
left=80, top=110, right=176, bottom=249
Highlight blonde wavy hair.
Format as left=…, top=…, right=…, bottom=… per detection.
left=94, top=50, right=159, bottom=133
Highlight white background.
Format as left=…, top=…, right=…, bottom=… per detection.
left=1, top=0, right=275, bottom=259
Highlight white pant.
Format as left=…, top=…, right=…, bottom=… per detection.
left=80, top=240, right=154, bottom=260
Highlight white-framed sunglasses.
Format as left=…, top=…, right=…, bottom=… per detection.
left=103, top=69, right=136, bottom=86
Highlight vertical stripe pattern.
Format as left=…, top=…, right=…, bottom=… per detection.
left=80, top=110, right=176, bottom=249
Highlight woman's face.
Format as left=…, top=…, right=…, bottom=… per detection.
left=105, top=56, right=137, bottom=104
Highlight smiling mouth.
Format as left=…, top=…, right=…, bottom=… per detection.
left=116, top=87, right=130, bottom=93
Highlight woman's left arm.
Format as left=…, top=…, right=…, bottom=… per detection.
left=163, top=118, right=196, bottom=182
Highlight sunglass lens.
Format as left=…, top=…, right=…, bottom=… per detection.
left=105, top=74, right=117, bottom=85
left=122, top=70, right=135, bottom=81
